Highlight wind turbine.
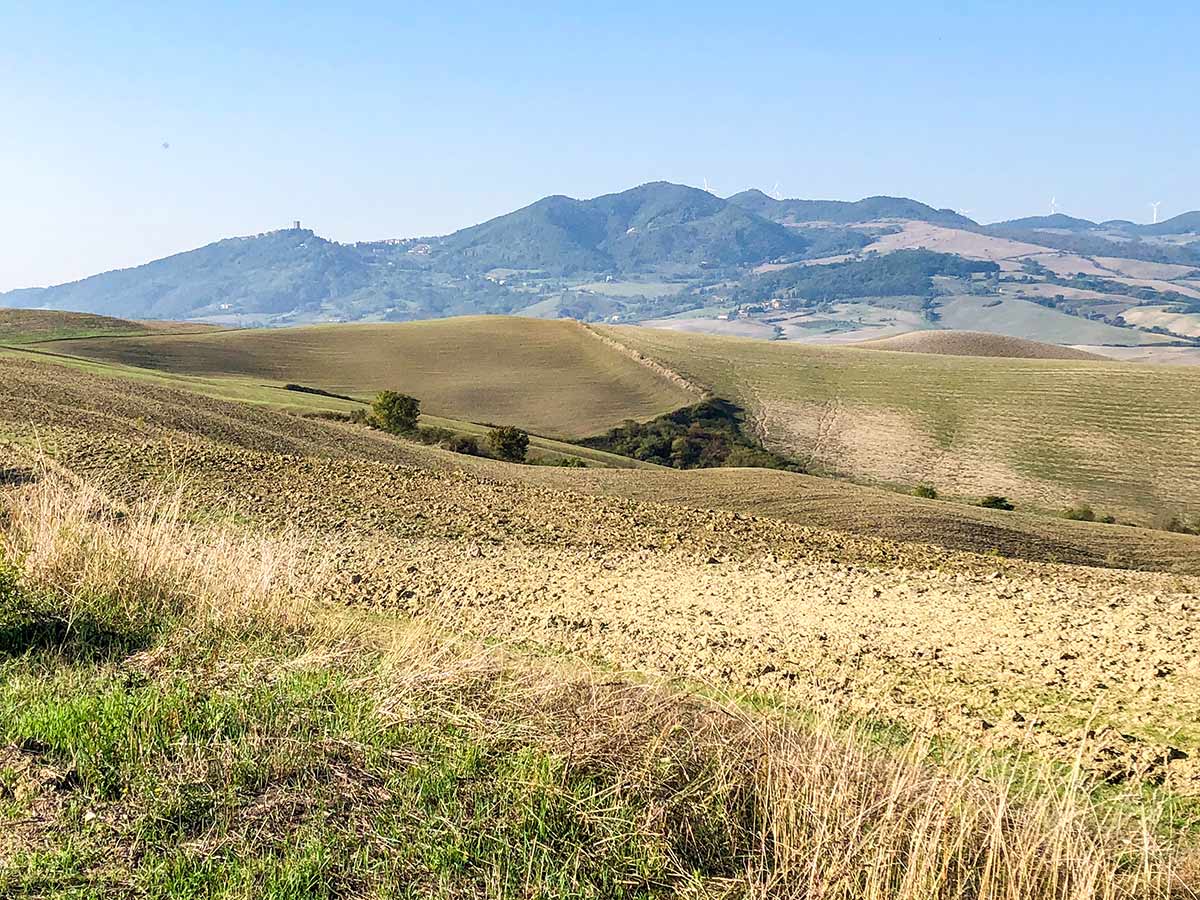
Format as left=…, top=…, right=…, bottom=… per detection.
left=1150, top=201, right=1162, bottom=224
left=703, top=177, right=714, bottom=195
left=771, top=181, right=783, bottom=201
left=1049, top=196, right=1059, bottom=215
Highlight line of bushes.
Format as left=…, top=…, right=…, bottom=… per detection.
left=305, top=392, right=592, bottom=467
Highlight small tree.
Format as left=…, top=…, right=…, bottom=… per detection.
left=487, top=425, right=529, bottom=462
left=1062, top=503, right=1095, bottom=522
left=372, top=391, right=420, bottom=434
left=913, top=483, right=938, bottom=500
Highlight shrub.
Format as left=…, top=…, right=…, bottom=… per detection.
left=444, top=435, right=480, bottom=456
left=553, top=456, right=586, bottom=467
left=1156, top=513, right=1199, bottom=535
left=722, top=446, right=785, bottom=469
left=913, top=484, right=938, bottom=500
left=979, top=495, right=1015, bottom=511
left=1062, top=504, right=1096, bottom=522
left=372, top=391, right=420, bottom=434
left=487, top=426, right=529, bottom=463
left=414, top=426, right=455, bottom=446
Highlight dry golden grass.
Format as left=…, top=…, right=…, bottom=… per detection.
left=1, top=469, right=1195, bottom=897
left=0, top=465, right=326, bottom=638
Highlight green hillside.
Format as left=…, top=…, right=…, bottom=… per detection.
left=604, top=324, right=1200, bottom=522
left=434, top=181, right=805, bottom=275
left=727, top=189, right=977, bottom=228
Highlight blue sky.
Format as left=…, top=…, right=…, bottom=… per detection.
left=2, top=1, right=1197, bottom=290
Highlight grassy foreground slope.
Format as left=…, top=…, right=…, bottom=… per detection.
left=605, top=325, right=1200, bottom=522
left=4, top=474, right=1190, bottom=897
left=46, top=317, right=697, bottom=438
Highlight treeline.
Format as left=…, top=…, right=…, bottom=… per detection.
left=581, top=398, right=797, bottom=471
left=731, top=250, right=999, bottom=305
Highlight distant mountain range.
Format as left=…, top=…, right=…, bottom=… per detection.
left=3, top=181, right=1198, bottom=325
left=990, top=211, right=1200, bottom=236
left=726, top=189, right=978, bottom=229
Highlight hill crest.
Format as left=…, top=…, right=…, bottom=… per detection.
left=852, top=330, right=1104, bottom=360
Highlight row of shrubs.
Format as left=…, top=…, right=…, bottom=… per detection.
left=911, top=485, right=1200, bottom=531
left=913, top=484, right=1019, bottom=511
left=309, top=391, right=590, bottom=468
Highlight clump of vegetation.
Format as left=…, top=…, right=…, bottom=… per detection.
left=582, top=398, right=797, bottom=471
left=411, top=425, right=455, bottom=446
left=443, top=434, right=480, bottom=456
left=372, top=390, right=421, bottom=434
left=913, top=483, right=938, bottom=500
left=980, top=495, right=1015, bottom=511
left=1155, top=512, right=1200, bottom=535
left=487, top=425, right=530, bottom=462
left=282, top=382, right=358, bottom=402
left=530, top=455, right=587, bottom=467
left=299, top=407, right=371, bottom=425
left=1063, top=503, right=1096, bottom=522
left=733, top=249, right=1000, bottom=305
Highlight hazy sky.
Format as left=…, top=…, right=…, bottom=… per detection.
left=2, top=1, right=1197, bottom=291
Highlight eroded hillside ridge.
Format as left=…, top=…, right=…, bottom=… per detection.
left=580, top=322, right=710, bottom=399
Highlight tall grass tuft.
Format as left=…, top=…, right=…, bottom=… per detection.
left=0, top=469, right=325, bottom=645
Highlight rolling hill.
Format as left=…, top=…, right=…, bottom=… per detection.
left=853, top=330, right=1103, bottom=360
left=35, top=317, right=698, bottom=439
left=435, top=181, right=806, bottom=275
left=727, top=189, right=978, bottom=227
left=13, top=312, right=1200, bottom=525
left=604, top=324, right=1200, bottom=522
left=0, top=183, right=807, bottom=323
left=2, top=334, right=1198, bottom=576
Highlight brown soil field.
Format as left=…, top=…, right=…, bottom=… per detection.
left=853, top=330, right=1104, bottom=360
left=44, top=317, right=695, bottom=438
left=3, top=353, right=1199, bottom=798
